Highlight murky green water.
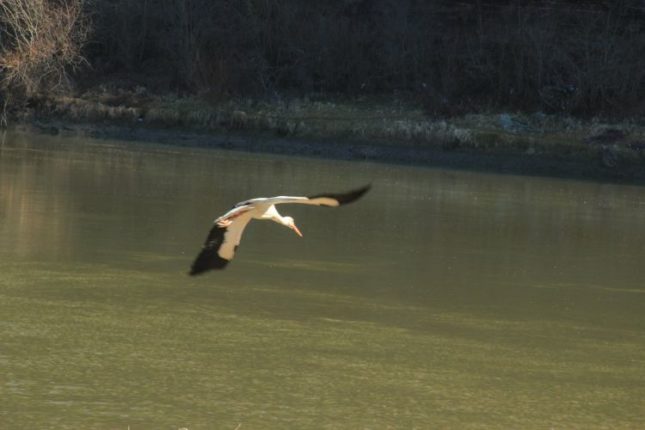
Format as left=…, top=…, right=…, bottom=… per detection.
left=1, top=131, right=644, bottom=429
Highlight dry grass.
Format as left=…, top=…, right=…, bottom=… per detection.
left=32, top=89, right=645, bottom=172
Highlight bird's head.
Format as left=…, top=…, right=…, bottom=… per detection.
left=283, top=216, right=303, bottom=237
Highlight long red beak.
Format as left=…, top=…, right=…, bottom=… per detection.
left=291, top=224, right=303, bottom=237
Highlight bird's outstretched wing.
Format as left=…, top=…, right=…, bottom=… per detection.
left=267, top=184, right=371, bottom=207
left=189, top=185, right=371, bottom=275
left=189, top=206, right=254, bottom=275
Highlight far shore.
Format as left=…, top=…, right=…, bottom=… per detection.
left=10, top=93, right=645, bottom=184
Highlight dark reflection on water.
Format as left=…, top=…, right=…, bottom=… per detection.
left=1, top=131, right=645, bottom=429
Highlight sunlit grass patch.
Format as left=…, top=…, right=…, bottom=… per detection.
left=31, top=90, right=645, bottom=174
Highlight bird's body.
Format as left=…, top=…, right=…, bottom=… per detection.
left=189, top=185, right=370, bottom=275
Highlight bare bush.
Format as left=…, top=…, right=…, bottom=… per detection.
left=4, top=0, right=644, bottom=118
left=0, top=0, right=88, bottom=97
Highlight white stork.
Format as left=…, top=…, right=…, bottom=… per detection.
left=189, top=185, right=371, bottom=275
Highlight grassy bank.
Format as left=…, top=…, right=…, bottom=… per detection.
left=17, top=89, right=645, bottom=182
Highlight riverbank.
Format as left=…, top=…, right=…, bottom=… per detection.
left=13, top=92, right=645, bottom=183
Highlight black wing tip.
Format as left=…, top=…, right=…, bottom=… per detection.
left=189, top=252, right=230, bottom=275
left=349, top=184, right=372, bottom=201
left=326, top=184, right=372, bottom=206
left=189, top=225, right=232, bottom=275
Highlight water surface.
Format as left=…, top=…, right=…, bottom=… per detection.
left=1, top=131, right=645, bottom=429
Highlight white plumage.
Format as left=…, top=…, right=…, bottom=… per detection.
left=189, top=185, right=370, bottom=274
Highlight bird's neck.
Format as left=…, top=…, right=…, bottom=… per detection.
left=265, top=207, right=289, bottom=225
left=273, top=214, right=290, bottom=226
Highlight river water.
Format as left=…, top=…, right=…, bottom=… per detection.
left=1, top=131, right=644, bottom=429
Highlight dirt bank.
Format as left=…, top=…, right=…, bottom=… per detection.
left=17, top=115, right=645, bottom=185
left=6, top=92, right=642, bottom=183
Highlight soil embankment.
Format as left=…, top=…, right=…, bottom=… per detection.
left=18, top=94, right=645, bottom=184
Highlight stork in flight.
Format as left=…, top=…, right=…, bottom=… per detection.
left=189, top=185, right=370, bottom=275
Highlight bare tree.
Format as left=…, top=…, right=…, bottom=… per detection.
left=0, top=0, right=88, bottom=99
